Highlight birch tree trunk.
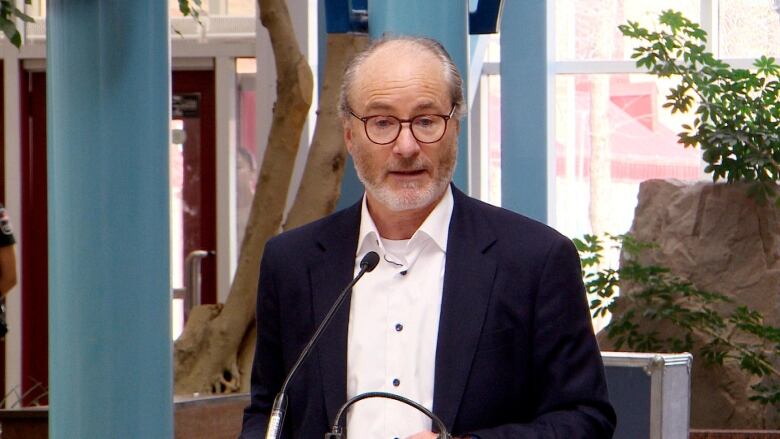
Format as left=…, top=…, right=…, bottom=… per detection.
left=587, top=2, right=616, bottom=236
left=174, top=0, right=313, bottom=394
left=284, top=33, right=368, bottom=230
left=173, top=5, right=367, bottom=395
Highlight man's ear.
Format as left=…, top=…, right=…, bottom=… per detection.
left=343, top=121, right=355, bottom=154
left=451, top=119, right=461, bottom=136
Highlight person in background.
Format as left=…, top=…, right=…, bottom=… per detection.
left=241, top=35, right=615, bottom=438
left=0, top=203, right=17, bottom=297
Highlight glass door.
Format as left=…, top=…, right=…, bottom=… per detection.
left=171, top=71, right=217, bottom=338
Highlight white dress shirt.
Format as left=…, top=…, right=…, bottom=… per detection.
left=346, top=187, right=453, bottom=439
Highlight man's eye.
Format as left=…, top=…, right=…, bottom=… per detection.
left=414, top=116, right=436, bottom=128
left=371, top=117, right=396, bottom=129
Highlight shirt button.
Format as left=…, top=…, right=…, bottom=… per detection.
left=395, top=323, right=403, bottom=332
left=392, top=378, right=400, bottom=387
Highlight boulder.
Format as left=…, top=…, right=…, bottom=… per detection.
left=599, top=179, right=780, bottom=428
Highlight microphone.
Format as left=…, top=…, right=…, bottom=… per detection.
left=265, top=251, right=380, bottom=439
left=324, top=391, right=452, bottom=439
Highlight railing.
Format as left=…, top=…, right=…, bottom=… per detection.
left=184, top=250, right=214, bottom=317
left=173, top=249, right=214, bottom=322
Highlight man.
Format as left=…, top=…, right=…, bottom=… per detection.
left=242, top=36, right=615, bottom=438
left=0, top=203, right=17, bottom=297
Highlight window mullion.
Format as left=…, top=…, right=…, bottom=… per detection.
left=702, top=0, right=719, bottom=56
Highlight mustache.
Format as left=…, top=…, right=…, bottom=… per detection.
left=386, top=157, right=431, bottom=172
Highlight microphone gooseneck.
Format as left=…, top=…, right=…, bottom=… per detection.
left=265, top=251, right=380, bottom=439
left=324, top=391, right=452, bottom=439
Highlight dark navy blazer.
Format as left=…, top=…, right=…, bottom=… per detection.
left=241, top=186, right=616, bottom=438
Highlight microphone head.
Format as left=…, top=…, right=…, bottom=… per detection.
left=360, top=251, right=380, bottom=272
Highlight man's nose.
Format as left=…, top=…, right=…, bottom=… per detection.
left=392, top=123, right=421, bottom=157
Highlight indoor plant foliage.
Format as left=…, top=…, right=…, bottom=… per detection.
left=0, top=0, right=32, bottom=48
left=619, top=10, right=780, bottom=204
left=576, top=234, right=780, bottom=408
left=599, top=11, right=780, bottom=424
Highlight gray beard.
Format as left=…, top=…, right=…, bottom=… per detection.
left=362, top=176, right=450, bottom=212
left=352, top=142, right=458, bottom=212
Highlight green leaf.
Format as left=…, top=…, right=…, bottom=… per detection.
left=12, top=7, right=33, bottom=23
left=0, top=17, right=20, bottom=49
left=179, top=0, right=191, bottom=16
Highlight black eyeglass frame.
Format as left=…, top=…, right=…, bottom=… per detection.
left=349, top=106, right=456, bottom=145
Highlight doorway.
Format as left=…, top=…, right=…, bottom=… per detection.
left=19, top=68, right=218, bottom=405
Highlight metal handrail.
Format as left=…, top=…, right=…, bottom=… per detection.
left=183, top=250, right=214, bottom=317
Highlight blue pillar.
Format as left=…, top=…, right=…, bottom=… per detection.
left=338, top=0, right=470, bottom=209
left=47, top=2, right=172, bottom=438
left=500, top=0, right=549, bottom=223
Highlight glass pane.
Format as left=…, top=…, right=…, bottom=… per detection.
left=486, top=33, right=501, bottom=63
left=171, top=88, right=213, bottom=339
left=170, top=119, right=186, bottom=291
left=719, top=0, right=780, bottom=58
left=237, top=57, right=258, bottom=74
left=555, top=0, right=701, bottom=60
left=227, top=0, right=256, bottom=16
left=170, top=0, right=255, bottom=16
left=237, top=68, right=258, bottom=248
left=31, top=0, right=45, bottom=17
left=554, top=74, right=704, bottom=238
left=485, top=75, right=502, bottom=206
left=170, top=119, right=186, bottom=339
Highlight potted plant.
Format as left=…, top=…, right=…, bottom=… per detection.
left=591, top=10, right=780, bottom=430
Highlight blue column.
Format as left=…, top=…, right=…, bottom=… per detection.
left=47, top=2, right=172, bottom=438
left=500, top=0, right=549, bottom=223
left=338, top=0, right=470, bottom=209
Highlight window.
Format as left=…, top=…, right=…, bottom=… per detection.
left=546, top=0, right=780, bottom=238
left=169, top=0, right=256, bottom=17
left=719, top=0, right=780, bottom=58
left=479, top=35, right=503, bottom=206
left=236, top=58, right=259, bottom=249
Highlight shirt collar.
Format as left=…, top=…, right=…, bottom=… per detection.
left=357, top=185, right=454, bottom=256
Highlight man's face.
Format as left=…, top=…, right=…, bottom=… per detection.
left=344, top=42, right=459, bottom=213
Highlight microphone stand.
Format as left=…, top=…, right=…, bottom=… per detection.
left=325, top=391, right=452, bottom=439
left=264, top=251, right=380, bottom=439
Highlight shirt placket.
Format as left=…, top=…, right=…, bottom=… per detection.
left=384, top=246, right=409, bottom=439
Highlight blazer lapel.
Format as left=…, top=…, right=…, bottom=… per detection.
left=310, top=203, right=362, bottom=428
left=432, top=188, right=497, bottom=430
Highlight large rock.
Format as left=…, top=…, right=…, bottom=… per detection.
left=599, top=179, right=780, bottom=428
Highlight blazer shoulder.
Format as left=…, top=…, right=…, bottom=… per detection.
left=265, top=202, right=361, bottom=255
left=455, top=191, right=571, bottom=248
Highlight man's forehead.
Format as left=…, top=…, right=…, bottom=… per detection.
left=360, top=40, right=441, bottom=73
left=363, top=100, right=440, bottom=113
left=350, top=42, right=448, bottom=109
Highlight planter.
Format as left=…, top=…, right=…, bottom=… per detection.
left=690, top=431, right=780, bottom=439
left=0, top=393, right=249, bottom=439
left=599, top=179, right=780, bottom=429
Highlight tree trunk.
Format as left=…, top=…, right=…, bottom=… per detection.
left=589, top=75, right=611, bottom=236
left=587, top=1, right=616, bottom=236
left=284, top=33, right=369, bottom=231
left=173, top=0, right=313, bottom=395
left=173, top=8, right=368, bottom=395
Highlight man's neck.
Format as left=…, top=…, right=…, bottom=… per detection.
left=365, top=194, right=443, bottom=240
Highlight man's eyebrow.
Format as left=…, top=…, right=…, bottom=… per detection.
left=363, top=102, right=394, bottom=113
left=363, top=101, right=441, bottom=114
left=412, top=102, right=438, bottom=112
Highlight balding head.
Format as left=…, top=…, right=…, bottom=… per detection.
left=338, top=36, right=466, bottom=122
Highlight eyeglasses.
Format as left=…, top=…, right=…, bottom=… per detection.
left=350, top=106, right=455, bottom=145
